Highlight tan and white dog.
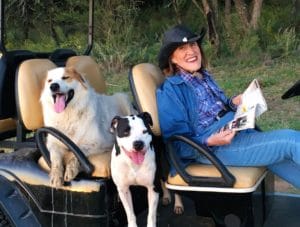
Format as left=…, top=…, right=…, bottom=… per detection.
left=40, top=67, right=134, bottom=187
left=110, top=113, right=159, bottom=227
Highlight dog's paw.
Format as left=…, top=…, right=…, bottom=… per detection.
left=161, top=196, right=171, bottom=206
left=127, top=223, right=138, bottom=227
left=174, top=193, right=184, bottom=215
left=146, top=223, right=156, bottom=227
left=50, top=168, right=64, bottom=188
left=64, top=157, right=80, bottom=182
left=161, top=185, right=171, bottom=206
left=173, top=205, right=184, bottom=215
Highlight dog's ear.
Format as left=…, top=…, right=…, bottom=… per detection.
left=140, top=112, right=153, bottom=127
left=110, top=116, right=120, bottom=133
left=65, top=67, right=88, bottom=89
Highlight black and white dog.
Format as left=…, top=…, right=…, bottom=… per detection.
left=110, top=112, right=159, bottom=227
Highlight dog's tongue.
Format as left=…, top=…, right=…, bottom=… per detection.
left=131, top=151, right=145, bottom=165
left=126, top=150, right=144, bottom=165
left=123, top=147, right=145, bottom=165
left=54, top=95, right=66, bottom=113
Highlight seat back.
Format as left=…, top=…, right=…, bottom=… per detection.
left=66, top=55, right=106, bottom=93
left=0, top=50, right=36, bottom=120
left=16, top=56, right=106, bottom=131
left=16, top=59, right=57, bottom=130
left=49, top=48, right=77, bottom=66
left=129, top=63, right=165, bottom=136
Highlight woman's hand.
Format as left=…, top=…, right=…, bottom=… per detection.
left=206, top=129, right=236, bottom=146
left=232, top=94, right=242, bottom=106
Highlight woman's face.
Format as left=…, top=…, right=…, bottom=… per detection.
left=171, top=42, right=202, bottom=73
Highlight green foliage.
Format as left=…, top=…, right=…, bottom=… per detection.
left=92, top=1, right=145, bottom=73
left=4, top=0, right=299, bottom=80
left=268, top=27, right=299, bottom=57
left=212, top=12, right=262, bottom=66
left=258, top=4, right=299, bottom=58
left=4, top=0, right=88, bottom=52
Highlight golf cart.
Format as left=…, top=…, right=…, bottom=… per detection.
left=0, top=0, right=300, bottom=226
left=0, top=1, right=148, bottom=226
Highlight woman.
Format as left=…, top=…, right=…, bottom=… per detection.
left=156, top=24, right=300, bottom=188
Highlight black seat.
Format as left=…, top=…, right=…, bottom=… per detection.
left=0, top=50, right=36, bottom=141
left=0, top=50, right=36, bottom=120
left=49, top=48, right=77, bottom=66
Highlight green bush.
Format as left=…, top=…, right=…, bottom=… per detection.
left=258, top=4, right=299, bottom=57
left=92, top=1, right=143, bottom=73
left=268, top=27, right=299, bottom=57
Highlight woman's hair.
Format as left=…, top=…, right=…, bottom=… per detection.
left=162, top=44, right=207, bottom=77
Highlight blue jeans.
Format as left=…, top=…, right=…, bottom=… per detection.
left=197, top=129, right=300, bottom=188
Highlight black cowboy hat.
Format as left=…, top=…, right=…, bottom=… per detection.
left=158, top=24, right=206, bottom=70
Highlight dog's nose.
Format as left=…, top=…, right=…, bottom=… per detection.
left=50, top=83, right=60, bottom=92
left=133, top=140, right=144, bottom=151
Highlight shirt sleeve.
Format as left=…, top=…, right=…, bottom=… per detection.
left=156, top=83, right=190, bottom=138
left=156, top=81, right=208, bottom=146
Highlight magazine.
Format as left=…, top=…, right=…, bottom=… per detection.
left=223, top=79, right=268, bottom=131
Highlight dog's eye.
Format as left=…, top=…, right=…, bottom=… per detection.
left=122, top=127, right=131, bottom=136
left=123, top=130, right=130, bottom=136
left=48, top=79, right=52, bottom=83
left=142, top=129, right=148, bottom=134
left=62, top=76, right=69, bottom=80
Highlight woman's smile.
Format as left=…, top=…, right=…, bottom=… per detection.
left=171, top=42, right=202, bottom=73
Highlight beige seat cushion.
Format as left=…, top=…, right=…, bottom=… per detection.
left=66, top=56, right=106, bottom=94
left=0, top=118, right=17, bottom=132
left=88, top=152, right=111, bottom=177
left=168, top=164, right=267, bottom=188
left=17, top=59, right=57, bottom=130
left=131, top=63, right=165, bottom=136
left=38, top=151, right=111, bottom=178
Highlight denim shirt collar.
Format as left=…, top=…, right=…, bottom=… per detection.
left=165, top=74, right=185, bottom=85
left=166, top=69, right=210, bottom=85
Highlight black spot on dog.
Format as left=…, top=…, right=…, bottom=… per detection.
left=116, top=118, right=131, bottom=138
left=137, top=112, right=153, bottom=136
left=115, top=142, right=121, bottom=156
left=150, top=141, right=154, bottom=150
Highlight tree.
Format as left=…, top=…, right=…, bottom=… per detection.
left=6, top=0, right=36, bottom=40
left=192, top=0, right=220, bottom=52
left=293, top=0, right=300, bottom=33
left=233, top=0, right=263, bottom=31
left=224, top=0, right=231, bottom=31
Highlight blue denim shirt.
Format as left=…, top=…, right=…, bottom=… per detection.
left=156, top=70, right=236, bottom=176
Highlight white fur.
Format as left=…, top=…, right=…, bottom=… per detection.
left=111, top=115, right=159, bottom=227
left=40, top=67, right=134, bottom=187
